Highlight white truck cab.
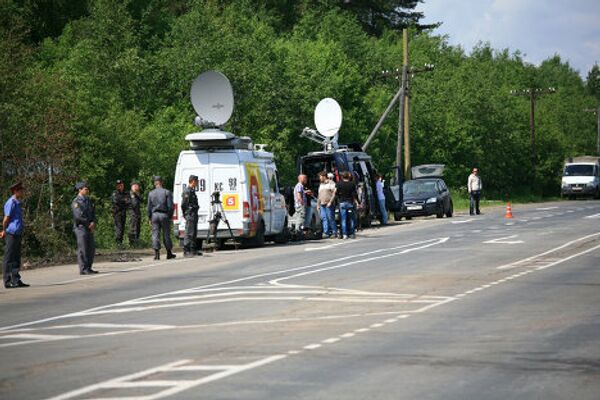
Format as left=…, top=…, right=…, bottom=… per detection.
left=561, top=156, right=600, bottom=199
left=172, top=130, right=288, bottom=247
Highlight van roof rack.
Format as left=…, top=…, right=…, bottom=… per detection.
left=185, top=130, right=253, bottom=150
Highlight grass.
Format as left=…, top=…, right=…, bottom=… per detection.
left=453, top=194, right=561, bottom=212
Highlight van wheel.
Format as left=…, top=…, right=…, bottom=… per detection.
left=274, top=221, right=290, bottom=244
left=254, top=221, right=265, bottom=247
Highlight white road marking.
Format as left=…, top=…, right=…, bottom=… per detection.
left=304, top=343, right=322, bottom=350
left=497, top=232, right=600, bottom=269
left=536, top=207, right=558, bottom=211
left=451, top=219, right=474, bottom=224
left=304, top=241, right=355, bottom=251
left=584, top=213, right=600, bottom=219
left=323, top=337, right=341, bottom=344
left=483, top=235, right=524, bottom=244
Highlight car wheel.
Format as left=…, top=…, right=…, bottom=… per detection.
left=394, top=212, right=403, bottom=221
left=405, top=216, right=413, bottom=220
left=446, top=201, right=453, bottom=218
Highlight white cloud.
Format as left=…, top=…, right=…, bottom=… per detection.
left=418, top=0, right=600, bottom=76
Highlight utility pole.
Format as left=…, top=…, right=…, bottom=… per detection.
left=363, top=28, right=433, bottom=184
left=511, top=87, right=557, bottom=170
left=583, top=107, right=600, bottom=155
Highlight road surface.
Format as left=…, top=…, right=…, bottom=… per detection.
left=1, top=200, right=599, bottom=399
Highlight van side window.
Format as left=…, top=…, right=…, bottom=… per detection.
left=268, top=167, right=278, bottom=192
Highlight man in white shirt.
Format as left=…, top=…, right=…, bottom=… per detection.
left=468, top=167, right=482, bottom=215
left=317, top=171, right=337, bottom=238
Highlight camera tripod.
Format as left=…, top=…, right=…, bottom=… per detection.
left=204, top=192, right=238, bottom=251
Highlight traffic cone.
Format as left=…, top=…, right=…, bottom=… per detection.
left=505, top=202, right=514, bottom=219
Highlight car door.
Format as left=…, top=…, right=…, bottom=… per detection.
left=267, top=164, right=286, bottom=234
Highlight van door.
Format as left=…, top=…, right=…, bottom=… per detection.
left=209, top=153, right=243, bottom=231
left=177, top=152, right=210, bottom=234
left=267, top=164, right=286, bottom=234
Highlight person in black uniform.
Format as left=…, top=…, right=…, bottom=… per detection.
left=147, top=176, right=176, bottom=260
left=111, top=179, right=130, bottom=246
left=71, top=182, right=98, bottom=275
left=181, top=175, right=202, bottom=257
left=128, top=180, right=142, bottom=246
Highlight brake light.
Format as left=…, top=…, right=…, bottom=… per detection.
left=243, top=201, right=250, bottom=219
left=173, top=203, right=178, bottom=220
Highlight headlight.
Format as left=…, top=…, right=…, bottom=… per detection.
left=426, top=197, right=437, bottom=203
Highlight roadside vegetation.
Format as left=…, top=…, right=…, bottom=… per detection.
left=2, top=0, right=600, bottom=259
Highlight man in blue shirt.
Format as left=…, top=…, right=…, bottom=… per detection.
left=2, top=182, right=29, bottom=288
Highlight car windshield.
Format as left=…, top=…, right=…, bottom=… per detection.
left=403, top=180, right=437, bottom=195
left=563, top=165, right=594, bottom=176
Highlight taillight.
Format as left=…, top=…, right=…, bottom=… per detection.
left=243, top=201, right=250, bottom=219
left=172, top=203, right=178, bottom=220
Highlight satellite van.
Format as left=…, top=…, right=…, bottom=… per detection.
left=296, top=98, right=381, bottom=229
left=172, top=71, right=289, bottom=248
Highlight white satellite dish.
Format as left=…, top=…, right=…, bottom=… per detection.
left=314, top=98, right=342, bottom=138
left=190, top=70, right=234, bottom=127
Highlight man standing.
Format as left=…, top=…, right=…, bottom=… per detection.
left=111, top=179, right=129, bottom=246
left=468, top=167, right=482, bottom=215
left=71, top=182, right=98, bottom=275
left=329, top=171, right=358, bottom=239
left=147, top=176, right=176, bottom=260
left=293, top=174, right=308, bottom=234
left=128, top=180, right=142, bottom=246
left=2, top=182, right=29, bottom=288
left=375, top=174, right=388, bottom=226
left=317, top=171, right=337, bottom=238
left=181, top=175, right=201, bottom=257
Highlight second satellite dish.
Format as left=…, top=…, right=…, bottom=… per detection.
left=190, top=70, right=234, bottom=127
left=314, top=98, right=342, bottom=138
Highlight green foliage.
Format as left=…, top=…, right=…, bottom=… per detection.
left=1, top=0, right=598, bottom=259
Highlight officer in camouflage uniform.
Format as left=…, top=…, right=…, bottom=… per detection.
left=181, top=175, right=201, bottom=257
left=71, top=182, right=98, bottom=275
left=111, top=179, right=130, bottom=246
left=147, top=176, right=176, bottom=260
left=128, top=180, right=142, bottom=246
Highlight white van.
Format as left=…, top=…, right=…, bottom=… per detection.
left=561, top=156, right=600, bottom=199
left=172, top=130, right=289, bottom=247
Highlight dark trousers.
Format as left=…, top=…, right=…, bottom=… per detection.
left=151, top=212, right=172, bottom=251
left=3, top=233, right=22, bottom=284
left=129, top=211, right=141, bottom=245
left=470, top=191, right=481, bottom=215
left=74, top=226, right=95, bottom=273
left=184, top=214, right=198, bottom=253
left=114, top=210, right=126, bottom=244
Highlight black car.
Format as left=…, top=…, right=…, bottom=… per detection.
left=396, top=178, right=453, bottom=220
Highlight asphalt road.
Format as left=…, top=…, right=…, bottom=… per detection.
left=1, top=200, right=599, bottom=400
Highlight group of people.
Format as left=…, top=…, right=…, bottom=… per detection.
left=2, top=169, right=484, bottom=289
left=293, top=170, right=389, bottom=240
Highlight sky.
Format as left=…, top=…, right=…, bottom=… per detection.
left=417, top=0, right=600, bottom=78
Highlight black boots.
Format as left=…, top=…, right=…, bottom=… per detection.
left=154, top=250, right=160, bottom=260
left=166, top=250, right=176, bottom=260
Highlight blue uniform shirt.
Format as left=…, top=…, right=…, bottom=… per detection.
left=3, top=196, right=23, bottom=235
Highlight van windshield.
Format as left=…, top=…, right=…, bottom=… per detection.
left=564, top=165, right=594, bottom=176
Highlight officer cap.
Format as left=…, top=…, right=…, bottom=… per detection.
left=116, top=179, right=124, bottom=185
left=152, top=175, right=162, bottom=182
left=75, top=181, right=89, bottom=191
left=130, top=179, right=140, bottom=185
left=327, top=172, right=334, bottom=179
left=189, top=174, right=199, bottom=182
left=9, top=182, right=24, bottom=193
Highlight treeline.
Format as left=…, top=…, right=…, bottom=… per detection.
left=1, top=0, right=599, bottom=257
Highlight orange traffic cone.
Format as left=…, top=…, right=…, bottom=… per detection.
left=505, top=202, right=514, bottom=219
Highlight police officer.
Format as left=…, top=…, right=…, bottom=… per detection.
left=71, top=182, right=98, bottom=275
left=128, top=180, right=142, bottom=246
left=2, top=182, right=29, bottom=288
left=147, top=176, right=176, bottom=260
left=181, top=175, right=201, bottom=257
left=111, top=179, right=129, bottom=246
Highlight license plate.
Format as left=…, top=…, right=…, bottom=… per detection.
left=407, top=205, right=423, bottom=210
left=572, top=187, right=582, bottom=191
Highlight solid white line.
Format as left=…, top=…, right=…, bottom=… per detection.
left=451, top=219, right=474, bottom=224
left=304, top=241, right=355, bottom=252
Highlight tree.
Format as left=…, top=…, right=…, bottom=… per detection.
left=587, top=64, right=600, bottom=101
